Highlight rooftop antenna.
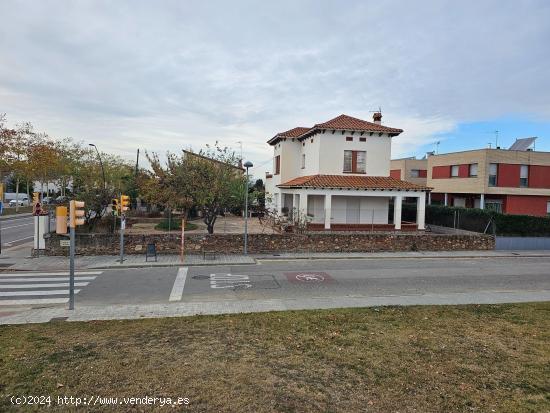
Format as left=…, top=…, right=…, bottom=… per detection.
left=494, top=130, right=499, bottom=148
left=488, top=142, right=492, bottom=149
left=435, top=141, right=440, bottom=154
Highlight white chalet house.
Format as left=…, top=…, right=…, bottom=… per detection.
left=264, top=113, right=429, bottom=230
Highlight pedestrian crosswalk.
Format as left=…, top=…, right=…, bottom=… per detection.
left=0, top=271, right=102, bottom=306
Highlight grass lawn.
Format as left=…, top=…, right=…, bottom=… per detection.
left=1, top=303, right=549, bottom=412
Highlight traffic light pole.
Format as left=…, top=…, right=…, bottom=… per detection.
left=69, top=225, right=75, bottom=310
left=119, top=214, right=125, bottom=264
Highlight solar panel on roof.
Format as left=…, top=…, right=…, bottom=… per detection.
left=509, top=137, right=537, bottom=151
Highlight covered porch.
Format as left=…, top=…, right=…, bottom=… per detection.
left=277, top=189, right=426, bottom=231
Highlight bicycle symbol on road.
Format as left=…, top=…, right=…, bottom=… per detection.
left=295, top=273, right=325, bottom=282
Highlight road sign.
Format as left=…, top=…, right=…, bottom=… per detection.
left=0, top=201, right=3, bottom=215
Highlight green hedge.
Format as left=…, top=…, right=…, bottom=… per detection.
left=425, top=205, right=550, bottom=236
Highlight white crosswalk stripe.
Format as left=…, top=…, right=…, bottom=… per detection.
left=0, top=271, right=102, bottom=306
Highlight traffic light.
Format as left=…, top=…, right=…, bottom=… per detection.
left=69, top=200, right=86, bottom=228
left=120, top=195, right=130, bottom=212
left=56, top=206, right=68, bottom=234
left=112, top=199, right=120, bottom=215
left=32, top=192, right=40, bottom=204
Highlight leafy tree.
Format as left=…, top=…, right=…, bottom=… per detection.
left=184, top=144, right=245, bottom=234
left=142, top=144, right=245, bottom=234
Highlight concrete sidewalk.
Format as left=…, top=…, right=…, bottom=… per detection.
left=0, top=249, right=549, bottom=271
left=2, top=289, right=550, bottom=325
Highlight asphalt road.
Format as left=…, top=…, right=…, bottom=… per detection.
left=0, top=215, right=35, bottom=248
left=22, top=256, right=547, bottom=307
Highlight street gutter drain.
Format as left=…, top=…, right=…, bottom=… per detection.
left=192, top=275, right=210, bottom=280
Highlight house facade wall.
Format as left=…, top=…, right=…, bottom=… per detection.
left=316, top=131, right=392, bottom=176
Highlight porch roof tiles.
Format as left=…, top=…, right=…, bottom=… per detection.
left=278, top=174, right=430, bottom=191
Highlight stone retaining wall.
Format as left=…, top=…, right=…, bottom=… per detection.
left=44, top=231, right=495, bottom=256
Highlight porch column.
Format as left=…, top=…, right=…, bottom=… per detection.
left=299, top=192, right=308, bottom=217
left=324, top=193, right=332, bottom=229
left=479, top=193, right=485, bottom=209
left=444, top=193, right=448, bottom=206
left=428, top=191, right=432, bottom=205
left=394, top=195, right=402, bottom=230
left=417, top=192, right=426, bottom=230
left=293, top=193, right=300, bottom=222
left=277, top=192, right=283, bottom=215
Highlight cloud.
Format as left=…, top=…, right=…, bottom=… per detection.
left=1, top=0, right=549, bottom=175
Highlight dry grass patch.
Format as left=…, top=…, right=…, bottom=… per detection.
left=1, top=303, right=549, bottom=412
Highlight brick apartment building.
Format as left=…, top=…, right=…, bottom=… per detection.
left=391, top=140, right=550, bottom=217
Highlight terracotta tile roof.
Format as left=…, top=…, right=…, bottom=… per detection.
left=313, top=114, right=403, bottom=134
left=278, top=174, right=429, bottom=191
left=278, top=126, right=311, bottom=138
left=267, top=114, right=403, bottom=145
left=268, top=126, right=311, bottom=145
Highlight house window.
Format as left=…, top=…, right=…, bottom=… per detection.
left=451, top=165, right=459, bottom=177
left=488, top=163, right=498, bottom=186
left=469, top=163, right=478, bottom=177
left=343, top=150, right=366, bottom=173
left=301, top=154, right=305, bottom=169
left=547, top=201, right=550, bottom=216
left=274, top=155, right=280, bottom=175
left=410, top=169, right=420, bottom=178
left=346, top=136, right=353, bottom=142
left=520, top=165, right=529, bottom=187
left=359, top=137, right=366, bottom=142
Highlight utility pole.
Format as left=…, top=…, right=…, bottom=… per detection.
left=243, top=161, right=253, bottom=254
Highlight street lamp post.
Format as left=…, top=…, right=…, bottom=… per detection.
left=243, top=161, right=253, bottom=254
left=89, top=143, right=106, bottom=190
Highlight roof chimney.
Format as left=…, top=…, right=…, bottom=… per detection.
left=373, top=112, right=382, bottom=125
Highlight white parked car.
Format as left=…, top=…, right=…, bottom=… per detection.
left=8, top=197, right=30, bottom=207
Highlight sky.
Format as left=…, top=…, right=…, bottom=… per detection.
left=1, top=0, right=550, bottom=177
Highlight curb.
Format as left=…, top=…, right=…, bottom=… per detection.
left=87, top=261, right=258, bottom=269
left=254, top=253, right=550, bottom=261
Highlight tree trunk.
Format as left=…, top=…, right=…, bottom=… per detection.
left=26, top=179, right=30, bottom=202
left=203, top=208, right=218, bottom=234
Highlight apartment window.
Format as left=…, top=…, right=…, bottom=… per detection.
left=520, top=165, right=529, bottom=187
left=274, top=155, right=280, bottom=175
left=343, top=150, right=366, bottom=173
left=469, top=163, right=478, bottom=177
left=410, top=169, right=420, bottom=178
left=488, top=163, right=498, bottom=186
left=301, top=154, right=305, bottom=169
left=547, top=201, right=550, bottom=216
left=346, top=136, right=353, bottom=142
left=359, top=137, right=366, bottom=142
left=451, top=165, right=459, bottom=177
left=486, top=201, right=502, bottom=214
